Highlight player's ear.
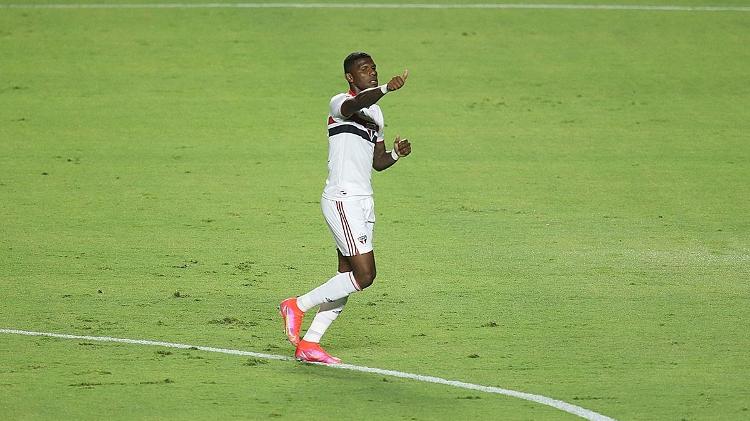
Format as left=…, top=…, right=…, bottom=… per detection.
left=345, top=73, right=354, bottom=83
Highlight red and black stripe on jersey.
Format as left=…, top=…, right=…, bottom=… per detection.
left=327, top=117, right=378, bottom=144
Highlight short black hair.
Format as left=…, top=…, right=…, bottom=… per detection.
left=343, top=52, right=371, bottom=73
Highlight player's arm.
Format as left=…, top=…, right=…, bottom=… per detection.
left=340, top=70, right=408, bottom=118
left=373, top=136, right=411, bottom=172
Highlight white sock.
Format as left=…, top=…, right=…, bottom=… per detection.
left=303, top=296, right=348, bottom=343
left=297, top=271, right=359, bottom=312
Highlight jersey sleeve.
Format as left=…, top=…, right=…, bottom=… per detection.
left=329, top=93, right=350, bottom=120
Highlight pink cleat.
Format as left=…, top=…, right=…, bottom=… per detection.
left=295, top=340, right=342, bottom=364
left=279, top=297, right=304, bottom=346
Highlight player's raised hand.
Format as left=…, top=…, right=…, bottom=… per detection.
left=386, top=69, right=409, bottom=92
left=394, top=135, right=411, bottom=157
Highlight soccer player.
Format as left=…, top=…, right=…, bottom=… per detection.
left=279, top=52, right=411, bottom=364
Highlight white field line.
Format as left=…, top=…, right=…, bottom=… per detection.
left=1, top=328, right=617, bottom=421
left=0, top=3, right=748, bottom=12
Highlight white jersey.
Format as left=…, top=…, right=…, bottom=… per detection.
left=322, top=89, right=385, bottom=201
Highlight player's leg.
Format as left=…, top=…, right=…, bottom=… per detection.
left=295, top=209, right=378, bottom=363
left=280, top=269, right=358, bottom=347
left=301, top=196, right=377, bottom=337
left=301, top=248, right=352, bottom=341
left=280, top=199, right=366, bottom=348
left=298, top=201, right=377, bottom=347
left=295, top=278, right=349, bottom=364
left=297, top=198, right=374, bottom=308
left=302, top=250, right=350, bottom=343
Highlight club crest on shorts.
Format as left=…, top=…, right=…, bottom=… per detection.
left=358, top=234, right=367, bottom=244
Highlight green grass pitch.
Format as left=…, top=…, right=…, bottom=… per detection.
left=1, top=1, right=749, bottom=419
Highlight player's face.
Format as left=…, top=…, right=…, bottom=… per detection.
left=347, top=58, right=379, bottom=91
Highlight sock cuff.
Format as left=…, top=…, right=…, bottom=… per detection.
left=347, top=272, right=362, bottom=291
left=296, top=295, right=314, bottom=312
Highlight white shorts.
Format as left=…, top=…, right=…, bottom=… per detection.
left=321, top=196, right=375, bottom=257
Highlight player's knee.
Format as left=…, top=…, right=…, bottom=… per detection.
left=353, top=268, right=376, bottom=289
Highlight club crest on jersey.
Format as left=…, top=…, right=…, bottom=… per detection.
left=358, top=235, right=367, bottom=244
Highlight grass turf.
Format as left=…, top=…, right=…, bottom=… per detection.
left=1, top=1, right=749, bottom=419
